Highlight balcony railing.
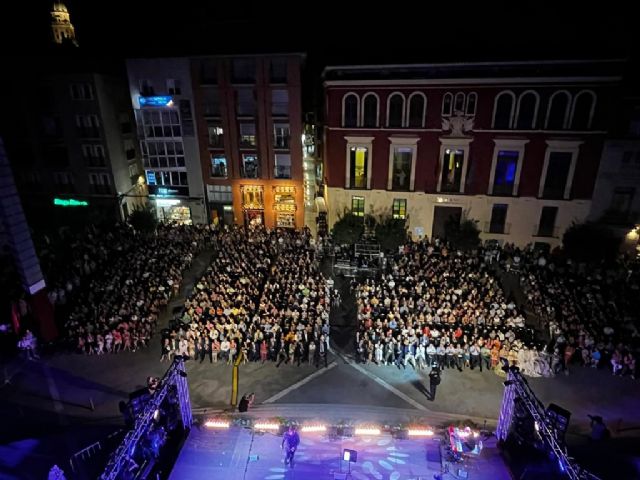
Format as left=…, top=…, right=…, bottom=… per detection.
left=533, top=225, right=560, bottom=238
left=484, top=222, right=511, bottom=234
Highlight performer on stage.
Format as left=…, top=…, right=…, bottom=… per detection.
left=281, top=425, right=300, bottom=467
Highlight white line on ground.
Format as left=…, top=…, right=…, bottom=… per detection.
left=262, top=362, right=337, bottom=404
left=347, top=360, right=428, bottom=411
left=41, top=361, right=69, bottom=425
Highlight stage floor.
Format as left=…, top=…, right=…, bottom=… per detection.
left=169, top=426, right=511, bottom=480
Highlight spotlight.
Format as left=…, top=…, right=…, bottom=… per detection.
left=343, top=449, right=358, bottom=462
left=355, top=427, right=381, bottom=436
left=407, top=428, right=434, bottom=436
left=153, top=409, right=161, bottom=423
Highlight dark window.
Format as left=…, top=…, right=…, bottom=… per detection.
left=408, top=95, right=425, bottom=128
left=442, top=93, right=453, bottom=116
left=605, top=187, right=635, bottom=223
left=537, top=206, right=558, bottom=237
left=274, top=154, right=291, bottom=178
left=201, top=60, right=217, bottom=84
left=493, top=150, right=519, bottom=196
left=387, top=94, right=404, bottom=128
left=547, top=93, right=570, bottom=129
left=493, top=93, right=514, bottom=129
left=465, top=93, right=477, bottom=116
left=516, top=92, right=538, bottom=129
left=208, top=123, right=224, bottom=148
left=543, top=152, right=572, bottom=199
left=271, top=89, right=289, bottom=116
left=571, top=92, right=595, bottom=130
left=237, top=88, right=255, bottom=116
left=352, top=196, right=365, bottom=217
left=362, top=95, right=378, bottom=128
left=489, top=204, right=508, bottom=233
left=454, top=93, right=465, bottom=113
left=440, top=148, right=464, bottom=193
left=343, top=94, right=358, bottom=127
left=232, top=58, right=256, bottom=83
left=269, top=58, right=288, bottom=83
left=203, top=89, right=221, bottom=117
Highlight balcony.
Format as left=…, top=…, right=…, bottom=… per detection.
left=483, top=222, right=511, bottom=234
left=533, top=225, right=560, bottom=238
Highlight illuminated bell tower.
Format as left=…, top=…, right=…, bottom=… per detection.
left=51, top=2, right=78, bottom=46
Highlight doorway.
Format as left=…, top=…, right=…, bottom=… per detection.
left=432, top=206, right=462, bottom=240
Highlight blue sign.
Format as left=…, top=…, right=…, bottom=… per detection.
left=139, top=95, right=173, bottom=107
left=146, top=171, right=156, bottom=185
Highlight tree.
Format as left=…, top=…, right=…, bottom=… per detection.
left=128, top=206, right=157, bottom=234
left=444, top=217, right=481, bottom=251
left=331, top=210, right=364, bottom=245
left=375, top=215, right=408, bottom=253
left=562, top=222, right=620, bottom=263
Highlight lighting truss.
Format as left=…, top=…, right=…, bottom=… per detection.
left=497, top=368, right=599, bottom=480
left=100, top=357, right=192, bottom=480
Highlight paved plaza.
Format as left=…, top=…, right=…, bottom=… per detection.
left=2, top=249, right=640, bottom=479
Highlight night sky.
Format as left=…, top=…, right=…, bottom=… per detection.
left=2, top=0, right=638, bottom=111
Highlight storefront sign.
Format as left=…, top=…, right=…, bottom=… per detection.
left=53, top=198, right=88, bottom=207
left=139, top=95, right=173, bottom=107
left=148, top=185, right=189, bottom=197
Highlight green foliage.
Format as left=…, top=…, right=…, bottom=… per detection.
left=562, top=222, right=621, bottom=263
left=444, top=217, right=481, bottom=251
left=331, top=210, right=364, bottom=245
left=375, top=216, right=408, bottom=253
left=128, top=206, right=157, bottom=234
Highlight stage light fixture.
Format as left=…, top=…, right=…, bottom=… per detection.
left=407, top=428, right=434, bottom=436
left=343, top=448, right=357, bottom=462
left=355, top=427, right=381, bottom=436
left=254, top=422, right=280, bottom=431
left=301, top=424, right=327, bottom=433
left=204, top=420, right=230, bottom=428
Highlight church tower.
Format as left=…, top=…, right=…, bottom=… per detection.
left=51, top=2, right=78, bottom=46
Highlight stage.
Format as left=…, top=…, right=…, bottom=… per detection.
left=169, top=424, right=511, bottom=480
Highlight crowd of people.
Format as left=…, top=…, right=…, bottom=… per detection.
left=57, top=223, right=213, bottom=354
left=160, top=226, right=332, bottom=368
left=520, top=249, right=639, bottom=379
left=355, top=239, right=548, bottom=377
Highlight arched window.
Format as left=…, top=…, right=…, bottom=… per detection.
left=570, top=90, right=596, bottom=130
left=454, top=92, right=465, bottom=113
left=407, top=93, right=426, bottom=128
left=387, top=93, right=405, bottom=128
left=515, top=91, right=539, bottom=129
left=442, top=92, right=453, bottom=116
left=492, top=91, right=516, bottom=129
left=361, top=93, right=379, bottom=128
left=342, top=93, right=359, bottom=128
left=545, top=91, right=571, bottom=130
left=465, top=92, right=477, bottom=116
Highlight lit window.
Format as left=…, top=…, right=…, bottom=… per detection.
left=352, top=196, right=365, bottom=217
left=392, top=199, right=407, bottom=219
left=349, top=146, right=368, bottom=189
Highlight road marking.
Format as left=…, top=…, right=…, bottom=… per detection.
left=346, top=360, right=428, bottom=412
left=262, top=362, right=337, bottom=404
left=41, top=361, right=68, bottom=425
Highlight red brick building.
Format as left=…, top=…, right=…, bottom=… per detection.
left=322, top=60, right=624, bottom=247
left=192, top=54, right=305, bottom=228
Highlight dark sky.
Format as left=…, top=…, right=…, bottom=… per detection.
left=3, top=0, right=638, bottom=111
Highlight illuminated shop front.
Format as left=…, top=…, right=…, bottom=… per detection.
left=242, top=185, right=264, bottom=226
left=274, top=186, right=297, bottom=228
left=149, top=186, right=193, bottom=224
